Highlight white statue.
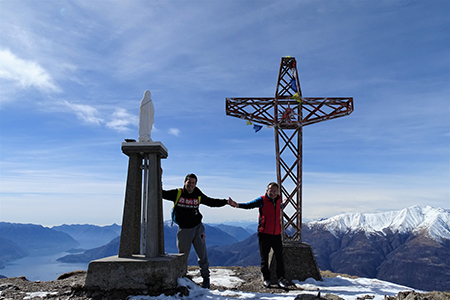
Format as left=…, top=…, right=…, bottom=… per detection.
left=138, top=90, right=155, bottom=142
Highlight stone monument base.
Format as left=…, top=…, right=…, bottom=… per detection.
left=269, top=241, right=322, bottom=283
left=84, top=254, right=186, bottom=296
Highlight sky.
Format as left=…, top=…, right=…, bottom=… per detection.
left=0, top=0, right=449, bottom=227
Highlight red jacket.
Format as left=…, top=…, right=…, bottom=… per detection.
left=238, top=194, right=282, bottom=235
left=258, top=194, right=282, bottom=235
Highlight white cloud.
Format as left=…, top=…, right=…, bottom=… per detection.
left=168, top=128, right=180, bottom=136
left=106, top=108, right=138, bottom=132
left=62, top=100, right=103, bottom=125
left=0, top=48, right=60, bottom=93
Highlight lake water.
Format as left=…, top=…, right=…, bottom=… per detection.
left=0, top=252, right=89, bottom=281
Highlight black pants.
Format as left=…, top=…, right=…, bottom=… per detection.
left=258, top=232, right=285, bottom=281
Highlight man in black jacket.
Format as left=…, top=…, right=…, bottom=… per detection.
left=162, top=173, right=233, bottom=289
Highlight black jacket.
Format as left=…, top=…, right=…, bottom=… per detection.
left=163, top=187, right=227, bottom=228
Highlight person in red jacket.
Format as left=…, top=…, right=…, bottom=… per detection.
left=230, top=182, right=290, bottom=288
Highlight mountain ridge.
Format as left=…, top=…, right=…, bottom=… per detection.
left=0, top=222, right=79, bottom=255
left=207, top=205, right=450, bottom=291
left=52, top=223, right=121, bottom=249
left=1, top=205, right=448, bottom=291
left=306, top=205, right=450, bottom=243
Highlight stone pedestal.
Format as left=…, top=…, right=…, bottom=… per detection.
left=84, top=254, right=186, bottom=295
left=118, top=141, right=168, bottom=258
left=269, top=241, right=322, bottom=283
left=119, top=142, right=168, bottom=257
left=85, top=141, right=184, bottom=296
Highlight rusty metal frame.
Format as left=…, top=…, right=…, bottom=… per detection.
left=226, top=98, right=353, bottom=129
left=225, top=57, right=354, bottom=241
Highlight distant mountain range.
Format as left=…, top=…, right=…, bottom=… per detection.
left=0, top=223, right=79, bottom=259
left=208, top=205, right=450, bottom=291
left=0, top=205, right=448, bottom=292
left=305, top=205, right=450, bottom=242
left=203, top=205, right=450, bottom=291
left=55, top=223, right=252, bottom=263
left=301, top=205, right=450, bottom=292
left=52, top=223, right=122, bottom=250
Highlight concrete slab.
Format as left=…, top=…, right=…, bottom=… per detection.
left=121, top=141, right=168, bottom=158
left=84, top=254, right=186, bottom=295
left=269, top=241, right=322, bottom=283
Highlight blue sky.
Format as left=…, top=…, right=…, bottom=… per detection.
left=0, top=0, right=449, bottom=227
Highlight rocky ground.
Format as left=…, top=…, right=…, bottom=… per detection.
left=0, top=267, right=449, bottom=300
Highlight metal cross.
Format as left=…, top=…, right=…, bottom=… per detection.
left=226, top=57, right=354, bottom=241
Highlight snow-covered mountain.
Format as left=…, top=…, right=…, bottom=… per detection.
left=206, top=205, right=450, bottom=291
left=306, top=205, right=450, bottom=243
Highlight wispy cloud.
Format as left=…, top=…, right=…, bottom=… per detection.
left=106, top=108, right=138, bottom=132
left=0, top=48, right=60, bottom=94
left=62, top=100, right=103, bottom=125
left=168, top=128, right=180, bottom=136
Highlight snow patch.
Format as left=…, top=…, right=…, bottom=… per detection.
left=24, top=291, right=58, bottom=299
left=128, top=268, right=422, bottom=300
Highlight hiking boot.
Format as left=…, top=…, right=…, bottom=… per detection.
left=263, top=279, right=271, bottom=288
left=202, top=277, right=210, bottom=289
left=277, top=277, right=290, bottom=288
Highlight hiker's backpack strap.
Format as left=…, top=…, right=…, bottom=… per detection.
left=171, top=188, right=183, bottom=226
left=174, top=188, right=182, bottom=206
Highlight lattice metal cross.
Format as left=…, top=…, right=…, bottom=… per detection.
left=226, top=57, right=354, bottom=241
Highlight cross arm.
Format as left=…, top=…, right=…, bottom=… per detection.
left=301, top=97, right=354, bottom=126
left=226, top=97, right=354, bottom=128
left=225, top=97, right=276, bottom=127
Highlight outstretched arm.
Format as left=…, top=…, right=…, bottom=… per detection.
left=228, top=198, right=238, bottom=207
left=230, top=197, right=263, bottom=209
left=162, top=189, right=179, bottom=201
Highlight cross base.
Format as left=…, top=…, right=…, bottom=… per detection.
left=269, top=241, right=322, bottom=283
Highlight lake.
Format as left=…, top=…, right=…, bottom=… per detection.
left=0, top=252, right=89, bottom=281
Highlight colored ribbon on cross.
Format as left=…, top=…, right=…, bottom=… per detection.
left=290, top=79, right=298, bottom=92
left=293, top=93, right=302, bottom=106
left=253, top=125, right=263, bottom=133
left=245, top=120, right=262, bottom=133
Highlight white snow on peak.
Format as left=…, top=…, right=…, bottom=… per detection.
left=307, top=205, right=450, bottom=242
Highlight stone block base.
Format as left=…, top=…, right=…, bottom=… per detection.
left=84, top=254, right=186, bottom=295
left=269, top=241, right=322, bottom=283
